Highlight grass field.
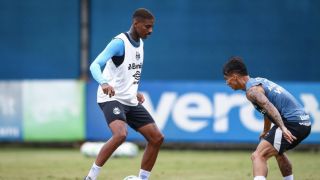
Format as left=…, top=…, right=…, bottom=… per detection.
left=0, top=147, right=319, bottom=180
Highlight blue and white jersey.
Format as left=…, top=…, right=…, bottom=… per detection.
left=246, top=77, right=310, bottom=123
left=90, top=33, right=144, bottom=106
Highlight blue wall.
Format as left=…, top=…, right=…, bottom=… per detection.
left=90, top=0, right=320, bottom=81
left=0, top=0, right=80, bottom=79
left=0, top=0, right=319, bottom=80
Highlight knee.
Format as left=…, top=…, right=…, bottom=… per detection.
left=251, top=151, right=264, bottom=162
left=158, top=133, right=165, bottom=145
left=113, top=131, right=127, bottom=144
left=150, top=133, right=164, bottom=146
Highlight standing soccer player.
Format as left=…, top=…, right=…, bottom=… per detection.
left=85, top=8, right=164, bottom=180
left=222, top=56, right=311, bottom=180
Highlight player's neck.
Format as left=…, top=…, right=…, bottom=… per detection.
left=243, top=75, right=250, bottom=82
left=128, top=27, right=140, bottom=42
left=241, top=75, right=250, bottom=90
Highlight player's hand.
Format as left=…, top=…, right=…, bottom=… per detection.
left=281, top=127, right=297, bottom=144
left=137, top=92, right=145, bottom=104
left=101, top=83, right=115, bottom=97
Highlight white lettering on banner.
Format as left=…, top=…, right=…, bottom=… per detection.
left=213, top=93, right=248, bottom=132
left=142, top=91, right=320, bottom=133
left=240, top=103, right=264, bottom=132
left=300, top=94, right=320, bottom=132
left=0, top=127, right=19, bottom=137
left=142, top=92, right=177, bottom=130
left=0, top=95, right=16, bottom=117
left=173, top=93, right=212, bottom=132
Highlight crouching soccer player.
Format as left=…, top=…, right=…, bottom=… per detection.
left=223, top=56, right=311, bottom=180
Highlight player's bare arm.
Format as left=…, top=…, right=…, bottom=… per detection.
left=260, top=116, right=272, bottom=139
left=246, top=86, right=297, bottom=143
left=101, top=83, right=115, bottom=97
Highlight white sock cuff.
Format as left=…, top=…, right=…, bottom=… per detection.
left=254, top=176, right=266, bottom=180
left=139, top=169, right=151, bottom=180
left=284, top=174, right=294, bottom=180
left=93, top=162, right=101, bottom=169
left=87, top=162, right=102, bottom=180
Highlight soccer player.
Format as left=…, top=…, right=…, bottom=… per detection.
left=85, top=8, right=164, bottom=180
left=222, top=56, right=311, bottom=180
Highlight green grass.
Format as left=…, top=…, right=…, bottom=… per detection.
left=0, top=147, right=319, bottom=180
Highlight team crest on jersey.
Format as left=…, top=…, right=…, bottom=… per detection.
left=113, top=107, right=121, bottom=115
left=136, top=51, right=140, bottom=60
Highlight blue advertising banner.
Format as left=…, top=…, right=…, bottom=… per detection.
left=86, top=81, right=112, bottom=140
left=0, top=81, right=23, bottom=141
left=86, top=80, right=320, bottom=143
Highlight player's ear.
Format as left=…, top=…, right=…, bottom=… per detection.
left=132, top=18, right=136, bottom=25
left=133, top=18, right=141, bottom=25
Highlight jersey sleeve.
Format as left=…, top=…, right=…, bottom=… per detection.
left=246, top=78, right=263, bottom=91
left=89, top=38, right=124, bottom=85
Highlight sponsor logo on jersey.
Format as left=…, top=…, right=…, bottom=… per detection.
left=300, top=114, right=310, bottom=120
left=132, top=71, right=141, bottom=80
left=132, top=71, right=141, bottom=84
left=128, top=63, right=143, bottom=70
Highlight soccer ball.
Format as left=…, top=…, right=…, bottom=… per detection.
left=123, top=175, right=141, bottom=180
left=113, top=142, right=139, bottom=158
left=80, top=142, right=104, bottom=157
left=80, top=142, right=139, bottom=158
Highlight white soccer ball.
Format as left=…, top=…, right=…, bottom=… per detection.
left=80, top=141, right=139, bottom=158
left=113, top=142, right=139, bottom=158
left=123, top=175, right=141, bottom=180
left=80, top=142, right=104, bottom=157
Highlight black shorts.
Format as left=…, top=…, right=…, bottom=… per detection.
left=98, top=100, right=155, bottom=131
left=263, top=121, right=311, bottom=154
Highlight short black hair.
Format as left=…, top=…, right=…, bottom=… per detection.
left=223, top=56, right=248, bottom=76
left=132, top=8, right=154, bottom=20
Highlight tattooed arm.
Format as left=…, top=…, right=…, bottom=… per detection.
left=246, top=85, right=297, bottom=143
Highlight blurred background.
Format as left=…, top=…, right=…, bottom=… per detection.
left=1, top=0, right=320, bottom=146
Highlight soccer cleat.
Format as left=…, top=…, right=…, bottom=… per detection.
left=84, top=176, right=92, bottom=180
